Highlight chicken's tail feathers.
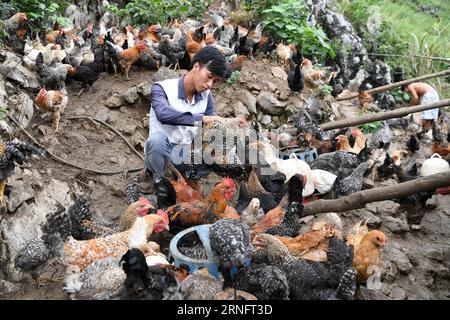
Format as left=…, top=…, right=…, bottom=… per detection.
left=327, top=237, right=354, bottom=279
left=41, top=202, right=71, bottom=248
left=336, top=268, right=357, bottom=300
left=125, top=176, right=141, bottom=205
left=67, top=196, right=92, bottom=239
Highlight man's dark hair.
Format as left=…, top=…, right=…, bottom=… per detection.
left=190, top=46, right=227, bottom=78
left=401, top=85, right=408, bottom=91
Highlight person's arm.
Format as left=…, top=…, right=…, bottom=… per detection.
left=151, top=83, right=202, bottom=126
left=408, top=86, right=420, bottom=105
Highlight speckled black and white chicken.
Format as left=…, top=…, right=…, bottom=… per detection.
left=14, top=203, right=70, bottom=284
left=181, top=267, right=223, bottom=300
left=252, top=234, right=357, bottom=300
left=0, top=140, right=45, bottom=204
left=310, top=151, right=361, bottom=179
left=234, top=264, right=290, bottom=300
left=209, top=218, right=252, bottom=287
left=125, top=176, right=177, bottom=210
left=332, top=160, right=374, bottom=198
left=157, top=32, right=187, bottom=70
left=372, top=121, right=394, bottom=149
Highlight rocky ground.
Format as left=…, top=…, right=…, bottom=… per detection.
left=0, top=53, right=449, bottom=299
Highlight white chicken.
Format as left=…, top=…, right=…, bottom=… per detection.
left=311, top=169, right=337, bottom=194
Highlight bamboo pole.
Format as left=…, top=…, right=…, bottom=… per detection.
left=336, top=69, right=450, bottom=101
left=320, top=98, right=450, bottom=131
left=302, top=171, right=450, bottom=216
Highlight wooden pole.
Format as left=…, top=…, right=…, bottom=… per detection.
left=320, top=98, right=450, bottom=131
left=367, top=53, right=450, bottom=63
left=302, top=172, right=450, bottom=216
left=336, top=69, right=450, bottom=101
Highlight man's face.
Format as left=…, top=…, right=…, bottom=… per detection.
left=192, top=62, right=221, bottom=93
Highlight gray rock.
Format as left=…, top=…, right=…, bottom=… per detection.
left=262, top=81, right=277, bottom=93
left=256, top=111, right=263, bottom=122
left=247, top=83, right=260, bottom=91
left=387, top=286, right=407, bottom=300
left=382, top=216, right=409, bottom=234
left=152, top=67, right=179, bottom=82
left=0, top=51, right=39, bottom=89
left=236, top=90, right=257, bottom=114
left=65, top=132, right=88, bottom=145
left=215, top=101, right=234, bottom=117
left=233, top=101, right=249, bottom=118
left=261, top=115, right=272, bottom=125
left=95, top=106, right=114, bottom=123
left=424, top=247, right=444, bottom=262
left=257, top=91, right=287, bottom=115
left=136, top=82, right=152, bottom=100
left=121, top=86, right=139, bottom=104
left=271, top=67, right=288, bottom=80
left=105, top=93, right=124, bottom=108
left=0, top=280, right=22, bottom=297
left=6, top=169, right=36, bottom=212
left=0, top=119, right=13, bottom=140
left=7, top=93, right=34, bottom=129
left=376, top=201, right=400, bottom=216
left=389, top=248, right=413, bottom=274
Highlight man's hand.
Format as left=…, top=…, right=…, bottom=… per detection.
left=202, top=115, right=225, bottom=123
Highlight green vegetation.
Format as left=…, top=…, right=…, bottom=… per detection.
left=0, top=107, right=7, bottom=121
left=359, top=117, right=383, bottom=134
left=334, top=0, right=449, bottom=96
left=390, top=88, right=411, bottom=104
left=108, top=0, right=212, bottom=27
left=6, top=0, right=69, bottom=28
left=319, top=84, right=333, bottom=97
left=227, top=71, right=241, bottom=86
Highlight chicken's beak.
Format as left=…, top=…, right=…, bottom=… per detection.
left=164, top=224, right=170, bottom=231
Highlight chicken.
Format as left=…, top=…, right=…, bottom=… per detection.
left=252, top=174, right=306, bottom=237
left=35, top=52, right=71, bottom=90
left=63, top=256, right=125, bottom=300
left=3, top=12, right=28, bottom=51
left=166, top=177, right=239, bottom=231
left=125, top=175, right=177, bottom=210
left=67, top=196, right=155, bottom=240
left=209, top=218, right=252, bottom=286
left=311, top=169, right=337, bottom=195
left=373, top=121, right=394, bottom=149
left=253, top=141, right=315, bottom=197
left=333, top=160, right=373, bottom=197
left=287, top=58, right=304, bottom=93
left=236, top=167, right=279, bottom=213
left=301, top=58, right=335, bottom=87
left=181, top=268, right=223, bottom=300
left=64, top=214, right=169, bottom=271
left=252, top=234, right=357, bottom=300
left=276, top=44, right=291, bottom=67
left=66, top=46, right=104, bottom=97
left=310, top=151, right=363, bottom=179
left=240, top=198, right=265, bottom=228
left=274, top=224, right=335, bottom=262
left=0, top=140, right=45, bottom=204
left=120, top=248, right=182, bottom=300
left=225, top=54, right=247, bottom=78
left=350, top=128, right=366, bottom=154
left=14, top=204, right=70, bottom=286
left=431, top=142, right=450, bottom=158
left=214, top=288, right=257, bottom=300
left=158, top=33, right=187, bottom=70
left=162, top=159, right=203, bottom=203
left=186, top=30, right=205, bottom=61
left=34, top=87, right=68, bottom=133
left=265, top=174, right=307, bottom=238
left=358, top=89, right=374, bottom=113
left=118, top=42, right=147, bottom=80
left=236, top=22, right=263, bottom=57
left=234, top=264, right=290, bottom=300
left=406, top=134, right=420, bottom=153
left=348, top=226, right=387, bottom=284
left=335, top=135, right=359, bottom=154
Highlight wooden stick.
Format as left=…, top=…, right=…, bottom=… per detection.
left=320, top=99, right=450, bottom=131
left=302, top=172, right=450, bottom=216
left=336, top=69, right=450, bottom=101
left=367, top=52, right=450, bottom=63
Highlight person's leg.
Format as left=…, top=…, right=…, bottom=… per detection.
left=144, top=131, right=173, bottom=181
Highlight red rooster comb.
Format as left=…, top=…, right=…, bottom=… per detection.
left=139, top=197, right=150, bottom=206
left=240, top=116, right=247, bottom=128
left=222, top=177, right=236, bottom=189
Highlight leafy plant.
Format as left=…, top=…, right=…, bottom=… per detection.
left=9, top=0, right=69, bottom=28
left=108, top=0, right=210, bottom=27
left=227, top=71, right=241, bottom=86
left=0, top=107, right=7, bottom=121
left=358, top=111, right=383, bottom=134
left=261, top=0, right=335, bottom=61
left=390, top=88, right=410, bottom=104
left=319, top=84, right=333, bottom=97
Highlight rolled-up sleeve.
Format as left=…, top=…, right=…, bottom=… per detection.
left=151, top=84, right=202, bottom=126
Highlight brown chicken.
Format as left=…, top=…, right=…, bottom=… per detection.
left=431, top=142, right=450, bottom=157
left=163, top=160, right=203, bottom=203
left=166, top=177, right=239, bottom=229
left=358, top=89, right=374, bottom=113
left=34, top=88, right=68, bottom=133
left=276, top=44, right=291, bottom=67
left=335, top=135, right=360, bottom=154
left=119, top=42, right=147, bottom=80
left=350, top=128, right=366, bottom=154
left=118, top=197, right=155, bottom=231
left=251, top=196, right=289, bottom=235
left=64, top=213, right=169, bottom=271
left=275, top=224, right=335, bottom=261
left=227, top=55, right=247, bottom=76
left=346, top=220, right=387, bottom=283
left=301, top=58, right=335, bottom=87
left=186, top=30, right=205, bottom=61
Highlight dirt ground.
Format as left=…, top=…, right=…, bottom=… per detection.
left=3, top=58, right=450, bottom=300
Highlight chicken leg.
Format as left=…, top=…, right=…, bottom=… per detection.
left=0, top=180, right=5, bottom=204
left=52, top=111, right=61, bottom=133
